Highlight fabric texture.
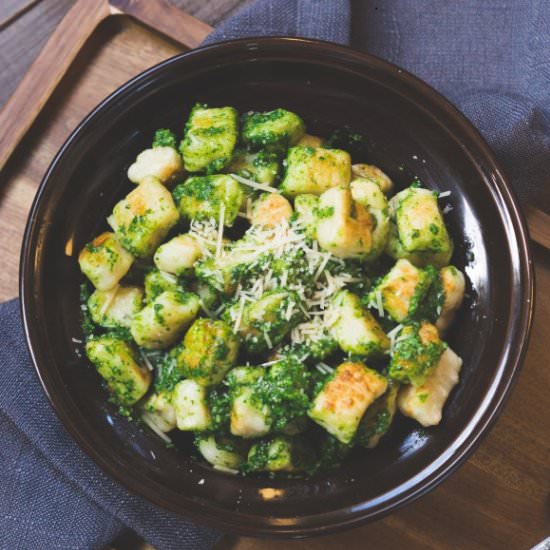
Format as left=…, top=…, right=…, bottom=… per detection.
left=349, top=0, right=550, bottom=205
left=203, top=0, right=351, bottom=45
left=0, top=299, right=221, bottom=550
left=2, top=0, right=548, bottom=548
left=207, top=0, right=549, bottom=206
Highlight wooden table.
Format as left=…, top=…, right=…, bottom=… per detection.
left=1, top=2, right=549, bottom=549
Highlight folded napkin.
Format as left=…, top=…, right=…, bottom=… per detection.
left=2, top=0, right=548, bottom=548
left=209, top=0, right=550, bottom=207
left=0, top=299, right=222, bottom=550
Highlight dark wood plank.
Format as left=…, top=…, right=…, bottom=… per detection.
left=0, top=16, right=183, bottom=299
left=0, top=0, right=251, bottom=112
left=0, top=0, right=75, bottom=106
left=0, top=0, right=212, bottom=169
left=0, top=0, right=114, bottom=169
left=526, top=206, right=550, bottom=250
left=111, top=0, right=212, bottom=48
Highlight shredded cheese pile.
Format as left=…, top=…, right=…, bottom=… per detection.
left=230, top=173, right=280, bottom=194
left=191, top=209, right=362, bottom=351
left=387, top=323, right=406, bottom=352
left=188, top=218, right=219, bottom=257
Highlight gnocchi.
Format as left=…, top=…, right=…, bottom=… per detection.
left=78, top=105, right=467, bottom=478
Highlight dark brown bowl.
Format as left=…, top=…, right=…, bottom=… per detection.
left=20, top=37, right=534, bottom=537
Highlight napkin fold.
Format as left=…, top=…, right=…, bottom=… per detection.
left=209, top=0, right=550, bottom=206
left=0, top=299, right=221, bottom=550
left=203, top=0, right=350, bottom=45
left=349, top=0, right=550, bottom=206
left=2, top=0, right=549, bottom=548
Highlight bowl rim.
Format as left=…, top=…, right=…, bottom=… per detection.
left=19, top=36, right=535, bottom=537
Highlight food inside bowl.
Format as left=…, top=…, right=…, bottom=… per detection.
left=78, top=104, right=466, bottom=476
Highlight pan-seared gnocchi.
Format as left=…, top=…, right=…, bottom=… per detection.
left=397, top=347, right=463, bottom=427
left=250, top=193, right=293, bottom=227
left=88, top=285, right=143, bottom=328
left=153, top=234, right=202, bottom=276
left=78, top=232, right=134, bottom=291
left=280, top=146, right=351, bottom=196
left=79, top=104, right=466, bottom=477
left=130, top=290, right=200, bottom=349
left=108, top=176, right=179, bottom=258
left=386, top=186, right=453, bottom=267
left=326, top=290, right=390, bottom=358
left=128, top=147, right=183, bottom=185
left=308, top=361, right=388, bottom=444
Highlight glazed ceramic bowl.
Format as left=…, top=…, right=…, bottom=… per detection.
left=20, top=38, right=534, bottom=537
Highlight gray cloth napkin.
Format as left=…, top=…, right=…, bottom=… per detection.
left=350, top=0, right=550, bottom=206
left=0, top=297, right=222, bottom=549
left=2, top=0, right=548, bottom=548
left=209, top=0, right=550, bottom=206
left=204, top=0, right=350, bottom=45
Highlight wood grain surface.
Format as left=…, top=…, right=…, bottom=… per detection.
left=0, top=2, right=549, bottom=550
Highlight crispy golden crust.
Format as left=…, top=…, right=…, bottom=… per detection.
left=321, top=362, right=386, bottom=414
left=419, top=322, right=440, bottom=345
left=251, top=194, right=293, bottom=227
left=382, top=260, right=421, bottom=320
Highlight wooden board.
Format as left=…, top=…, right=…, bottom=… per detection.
left=1, top=7, right=549, bottom=550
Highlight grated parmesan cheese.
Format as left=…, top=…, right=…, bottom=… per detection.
left=198, top=299, right=214, bottom=317
left=259, top=359, right=280, bottom=367
left=230, top=173, right=281, bottom=194
left=216, top=203, right=225, bottom=259
left=233, top=297, right=246, bottom=333
left=387, top=323, right=405, bottom=351
left=99, top=286, right=119, bottom=317
left=142, top=413, right=172, bottom=443
left=139, top=349, right=154, bottom=371
left=199, top=215, right=370, bottom=351
left=375, top=289, right=385, bottom=318
left=159, top=271, right=178, bottom=284
left=189, top=218, right=219, bottom=257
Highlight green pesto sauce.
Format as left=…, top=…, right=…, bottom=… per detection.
left=242, top=438, right=272, bottom=472
left=388, top=322, right=446, bottom=385
left=174, top=177, right=215, bottom=202
left=154, top=353, right=182, bottom=392
left=153, top=302, right=166, bottom=325
left=252, top=151, right=279, bottom=168
left=429, top=223, right=440, bottom=235
left=199, top=126, right=225, bottom=137
left=314, top=206, right=335, bottom=219
left=246, top=109, right=287, bottom=125
left=207, top=387, right=231, bottom=432
left=407, top=265, right=438, bottom=320
left=152, top=128, right=177, bottom=148
left=414, top=270, right=444, bottom=323
left=78, top=106, right=462, bottom=480
left=418, top=392, right=429, bottom=403
left=255, top=357, right=311, bottom=431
